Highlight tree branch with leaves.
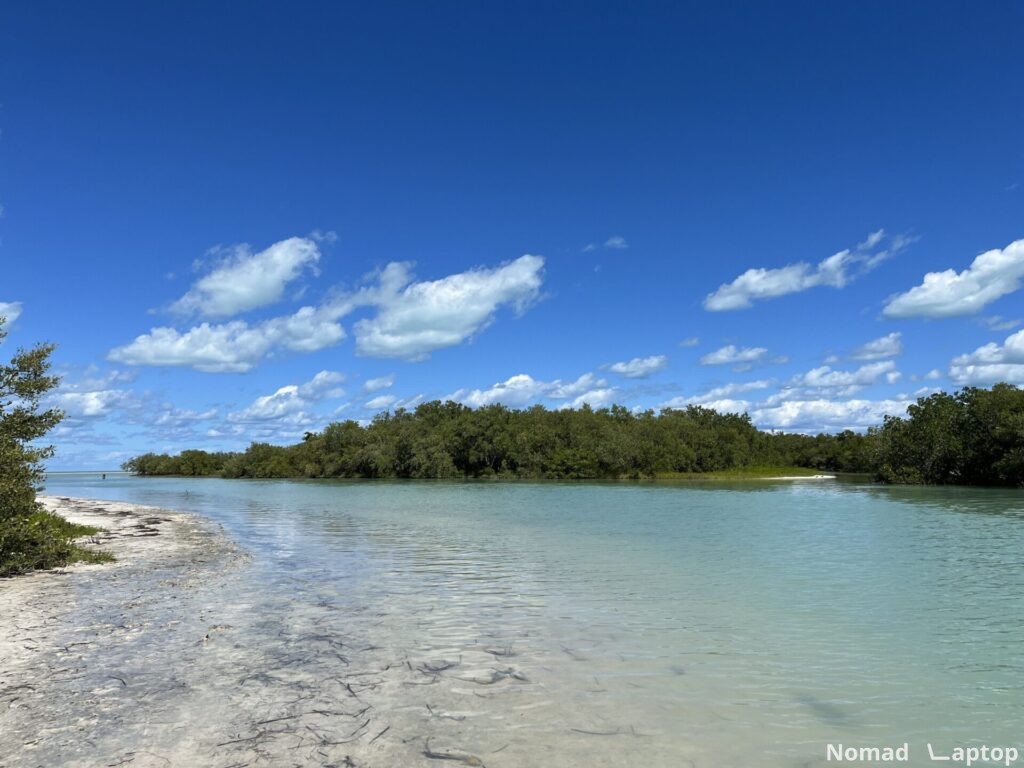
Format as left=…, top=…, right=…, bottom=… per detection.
left=0, top=322, right=111, bottom=576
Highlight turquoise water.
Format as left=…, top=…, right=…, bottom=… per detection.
left=43, top=474, right=1024, bottom=766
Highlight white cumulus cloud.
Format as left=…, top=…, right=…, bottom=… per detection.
left=778, top=360, right=898, bottom=398
left=151, top=406, right=218, bottom=427
left=113, top=251, right=546, bottom=371
left=700, top=345, right=767, bottom=366
left=948, top=328, right=1024, bottom=385
left=851, top=332, right=903, bottom=360
left=699, top=345, right=785, bottom=371
left=393, top=394, right=424, bottom=410
left=883, top=238, right=1024, bottom=318
left=0, top=301, right=22, bottom=322
left=652, top=368, right=913, bottom=433
left=447, top=372, right=606, bottom=409
left=171, top=237, right=321, bottom=318
left=658, top=383, right=912, bottom=433
left=0, top=301, right=23, bottom=333
left=750, top=398, right=912, bottom=433
left=547, top=373, right=604, bottom=399
left=606, top=355, right=667, bottom=378
left=705, top=230, right=910, bottom=311
left=230, top=371, right=346, bottom=422
left=365, top=394, right=398, bottom=410
left=661, top=379, right=772, bottom=409
left=351, top=255, right=544, bottom=360
left=981, top=315, right=1022, bottom=332
left=558, top=388, right=617, bottom=410
left=52, top=389, right=133, bottom=418
left=448, top=374, right=548, bottom=408
left=363, top=375, right=395, bottom=393
left=108, top=304, right=346, bottom=373
left=45, top=368, right=142, bottom=424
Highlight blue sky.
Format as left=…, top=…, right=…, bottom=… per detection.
left=2, top=2, right=1023, bottom=469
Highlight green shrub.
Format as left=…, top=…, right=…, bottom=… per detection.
left=0, top=509, right=113, bottom=577
left=0, top=320, right=113, bottom=576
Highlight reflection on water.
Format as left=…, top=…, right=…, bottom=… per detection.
left=40, top=474, right=1024, bottom=766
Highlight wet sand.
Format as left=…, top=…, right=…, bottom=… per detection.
left=0, top=497, right=639, bottom=768
left=762, top=474, right=836, bottom=480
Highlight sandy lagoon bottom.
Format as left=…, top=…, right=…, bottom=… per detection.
left=4, top=476, right=1024, bottom=767
left=3, top=495, right=685, bottom=768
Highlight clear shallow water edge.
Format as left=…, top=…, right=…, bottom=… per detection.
left=33, top=473, right=1024, bottom=767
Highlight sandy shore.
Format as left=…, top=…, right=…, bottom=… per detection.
left=0, top=497, right=250, bottom=767
left=0, top=497, right=578, bottom=768
left=0, top=496, right=238, bottom=669
left=763, top=474, right=836, bottom=480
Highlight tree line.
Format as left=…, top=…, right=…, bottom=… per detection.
left=123, top=385, right=1024, bottom=486
left=110, top=385, right=991, bottom=487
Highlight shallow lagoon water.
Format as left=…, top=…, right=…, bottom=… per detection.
left=40, top=474, right=1024, bottom=766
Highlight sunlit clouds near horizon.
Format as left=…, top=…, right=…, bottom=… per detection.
left=12, top=227, right=1024, bottom=469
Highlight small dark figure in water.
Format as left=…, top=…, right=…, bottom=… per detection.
left=102, top=473, right=106, bottom=480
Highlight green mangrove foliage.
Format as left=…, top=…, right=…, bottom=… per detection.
left=123, top=385, right=1024, bottom=486
left=871, top=384, right=1024, bottom=485
left=0, top=325, right=111, bottom=577
left=124, top=401, right=874, bottom=480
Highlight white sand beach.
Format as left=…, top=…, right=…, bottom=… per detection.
left=762, top=474, right=837, bottom=481
left=1, top=496, right=653, bottom=768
